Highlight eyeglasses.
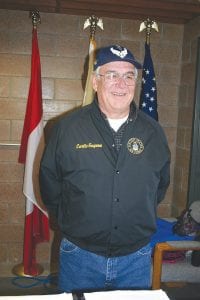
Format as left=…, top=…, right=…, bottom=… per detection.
left=97, top=71, right=137, bottom=86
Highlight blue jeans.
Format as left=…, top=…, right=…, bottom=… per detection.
left=58, top=238, right=152, bottom=293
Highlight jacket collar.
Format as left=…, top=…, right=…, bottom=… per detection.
left=92, top=97, right=138, bottom=123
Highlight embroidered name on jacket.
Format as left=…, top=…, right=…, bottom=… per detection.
left=76, top=143, right=103, bottom=149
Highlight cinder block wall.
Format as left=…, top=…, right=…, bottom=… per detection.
left=0, top=8, right=197, bottom=277
left=172, top=16, right=200, bottom=216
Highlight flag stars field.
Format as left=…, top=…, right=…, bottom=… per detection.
left=139, top=42, right=158, bottom=121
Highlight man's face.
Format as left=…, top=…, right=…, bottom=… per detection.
left=92, top=61, right=137, bottom=118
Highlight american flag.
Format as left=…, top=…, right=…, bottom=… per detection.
left=139, top=42, right=158, bottom=121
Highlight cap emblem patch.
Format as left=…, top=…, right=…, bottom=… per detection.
left=110, top=46, right=128, bottom=58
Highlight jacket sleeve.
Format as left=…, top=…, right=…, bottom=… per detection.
left=157, top=151, right=171, bottom=204
left=157, top=138, right=171, bottom=204
left=39, top=123, right=62, bottom=219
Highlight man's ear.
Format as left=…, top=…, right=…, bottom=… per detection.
left=92, top=74, right=98, bottom=92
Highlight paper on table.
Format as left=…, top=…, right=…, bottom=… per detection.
left=0, top=290, right=170, bottom=300
left=84, top=289, right=170, bottom=300
left=0, top=293, right=72, bottom=300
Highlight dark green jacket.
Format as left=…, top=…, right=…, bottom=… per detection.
left=39, top=99, right=170, bottom=257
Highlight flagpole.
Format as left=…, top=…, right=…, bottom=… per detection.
left=82, top=15, right=103, bottom=106
left=13, top=10, right=45, bottom=278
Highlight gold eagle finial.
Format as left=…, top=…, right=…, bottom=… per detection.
left=139, top=18, right=159, bottom=45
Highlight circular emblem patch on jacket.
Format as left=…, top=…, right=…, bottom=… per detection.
left=127, top=138, right=144, bottom=154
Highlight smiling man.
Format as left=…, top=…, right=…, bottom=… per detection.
left=39, top=45, right=171, bottom=295
left=93, top=46, right=141, bottom=119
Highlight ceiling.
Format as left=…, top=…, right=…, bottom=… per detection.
left=0, top=0, right=200, bottom=24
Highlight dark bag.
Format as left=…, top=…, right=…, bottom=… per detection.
left=172, top=201, right=200, bottom=236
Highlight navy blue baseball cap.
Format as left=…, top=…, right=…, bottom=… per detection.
left=94, top=45, right=142, bottom=70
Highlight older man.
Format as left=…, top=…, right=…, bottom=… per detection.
left=39, top=45, right=170, bottom=293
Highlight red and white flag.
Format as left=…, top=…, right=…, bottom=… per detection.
left=18, top=28, right=49, bottom=276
